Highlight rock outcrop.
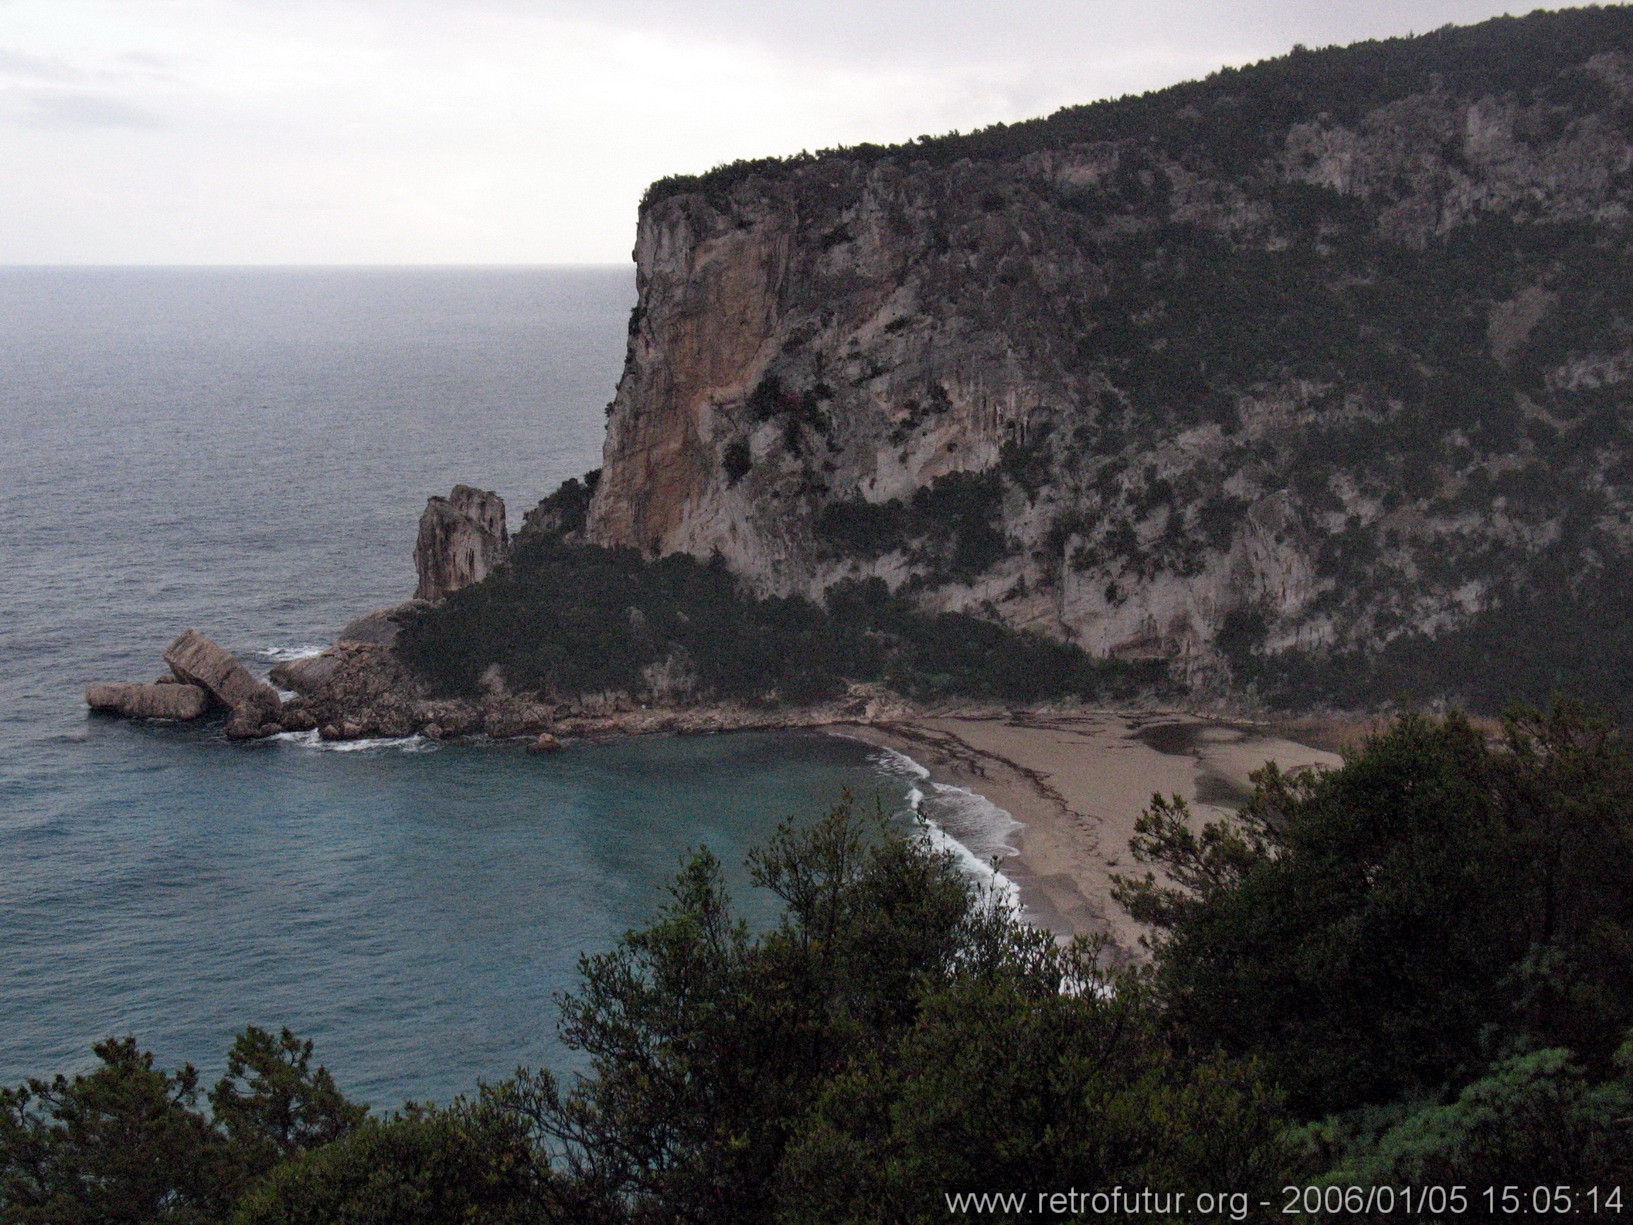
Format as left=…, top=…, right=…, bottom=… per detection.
left=338, top=604, right=423, bottom=647
left=268, top=653, right=340, bottom=694
left=414, top=486, right=509, bottom=602
left=87, top=630, right=286, bottom=735
left=163, top=629, right=283, bottom=731
left=558, top=9, right=1633, bottom=704
left=86, top=682, right=209, bottom=721
left=274, top=642, right=428, bottom=738
left=265, top=604, right=423, bottom=697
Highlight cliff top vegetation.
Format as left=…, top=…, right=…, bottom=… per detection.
left=645, top=6, right=1633, bottom=208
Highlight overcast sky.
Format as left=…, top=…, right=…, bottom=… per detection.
left=0, top=0, right=1588, bottom=263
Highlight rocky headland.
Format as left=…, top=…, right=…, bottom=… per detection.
left=569, top=8, right=1633, bottom=713
left=96, top=11, right=1633, bottom=745
left=87, top=485, right=926, bottom=749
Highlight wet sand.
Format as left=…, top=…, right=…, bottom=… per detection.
left=836, top=711, right=1341, bottom=959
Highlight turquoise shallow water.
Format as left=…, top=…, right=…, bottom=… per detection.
left=0, top=268, right=916, bottom=1105
left=6, top=720, right=901, bottom=1105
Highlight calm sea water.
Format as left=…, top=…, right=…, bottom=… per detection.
left=0, top=268, right=925, bottom=1105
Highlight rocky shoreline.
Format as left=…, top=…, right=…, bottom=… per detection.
left=88, top=609, right=919, bottom=753
left=88, top=609, right=917, bottom=749
left=85, top=484, right=922, bottom=749
left=265, top=599, right=917, bottom=746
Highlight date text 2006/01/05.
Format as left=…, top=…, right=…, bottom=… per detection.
left=942, top=1185, right=1627, bottom=1219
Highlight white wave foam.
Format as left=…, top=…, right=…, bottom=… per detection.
left=925, top=780, right=1023, bottom=858
left=870, top=746, right=1024, bottom=914
left=916, top=814, right=1024, bottom=913
left=870, top=744, right=930, bottom=781
left=271, top=729, right=436, bottom=754
left=257, top=644, right=327, bottom=663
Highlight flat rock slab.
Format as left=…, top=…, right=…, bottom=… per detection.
left=164, top=629, right=281, bottom=715
left=338, top=603, right=423, bottom=647
left=269, top=653, right=340, bottom=695
left=86, top=682, right=209, bottom=720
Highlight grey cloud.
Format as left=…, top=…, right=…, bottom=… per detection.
left=118, top=51, right=184, bottom=76
left=267, top=0, right=1551, bottom=68
left=0, top=47, right=82, bottom=82
left=27, top=91, right=167, bottom=129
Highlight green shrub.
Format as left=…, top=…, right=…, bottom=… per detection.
left=395, top=537, right=1164, bottom=705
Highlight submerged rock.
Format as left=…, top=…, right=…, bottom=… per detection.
left=414, top=486, right=508, bottom=602
left=86, top=682, right=209, bottom=721
left=526, top=732, right=564, bottom=753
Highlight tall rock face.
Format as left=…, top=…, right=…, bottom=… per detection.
left=415, top=486, right=509, bottom=602
left=579, top=9, right=1633, bottom=702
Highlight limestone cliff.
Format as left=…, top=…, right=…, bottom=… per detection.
left=573, top=8, right=1633, bottom=705
left=414, top=485, right=509, bottom=602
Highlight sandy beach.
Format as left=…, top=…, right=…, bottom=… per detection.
left=837, top=712, right=1342, bottom=958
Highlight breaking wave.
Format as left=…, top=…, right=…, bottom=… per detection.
left=271, top=729, right=437, bottom=754
left=869, top=745, right=1024, bottom=913
left=257, top=644, right=327, bottom=663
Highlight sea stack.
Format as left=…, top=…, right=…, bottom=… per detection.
left=414, top=485, right=509, bottom=602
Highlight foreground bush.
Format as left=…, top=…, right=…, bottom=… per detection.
left=518, top=801, right=1288, bottom=1222
left=8, top=705, right=1633, bottom=1220
left=0, top=1030, right=364, bottom=1224
left=1116, top=702, right=1633, bottom=1206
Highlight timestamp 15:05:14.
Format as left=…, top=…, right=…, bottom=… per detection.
left=1485, top=1186, right=1624, bottom=1215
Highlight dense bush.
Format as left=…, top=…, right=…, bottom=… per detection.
left=815, top=471, right=1007, bottom=578
left=394, top=538, right=1162, bottom=706
left=1116, top=704, right=1633, bottom=1118
left=523, top=801, right=1289, bottom=1223
left=0, top=1029, right=366, bottom=1224
left=230, top=1097, right=546, bottom=1225
left=1249, top=549, right=1633, bottom=717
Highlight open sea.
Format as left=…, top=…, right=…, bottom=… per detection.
left=0, top=267, right=1018, bottom=1107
